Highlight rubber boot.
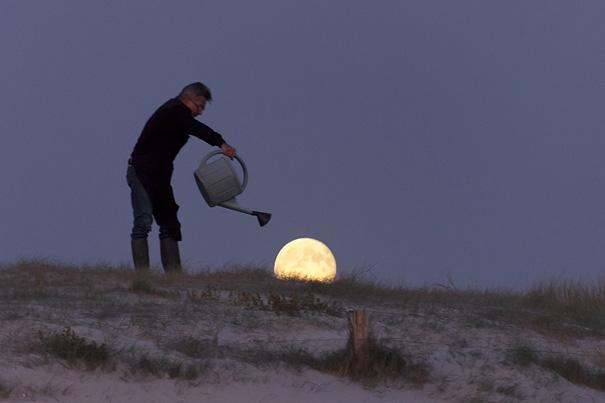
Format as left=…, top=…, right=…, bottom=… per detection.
left=131, top=239, right=150, bottom=272
left=160, top=238, right=182, bottom=273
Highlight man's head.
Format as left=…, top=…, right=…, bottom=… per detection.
left=178, top=82, right=213, bottom=117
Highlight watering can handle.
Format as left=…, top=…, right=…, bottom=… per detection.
left=200, top=150, right=248, bottom=192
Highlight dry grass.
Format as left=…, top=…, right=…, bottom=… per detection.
left=38, top=327, right=109, bottom=369
left=318, top=335, right=429, bottom=385
left=227, top=290, right=343, bottom=317
left=509, top=345, right=538, bottom=368
left=4, top=260, right=604, bottom=324
left=509, top=344, right=605, bottom=391
left=129, top=277, right=180, bottom=298
left=0, top=380, right=12, bottom=399
left=2, top=259, right=605, bottom=394
left=3, top=258, right=605, bottom=331
left=3, top=259, right=605, bottom=334
left=163, top=335, right=426, bottom=383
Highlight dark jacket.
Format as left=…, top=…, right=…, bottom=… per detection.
left=129, top=98, right=225, bottom=240
left=131, top=98, right=225, bottom=172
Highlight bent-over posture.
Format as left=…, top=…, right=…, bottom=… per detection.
left=127, top=82, right=236, bottom=272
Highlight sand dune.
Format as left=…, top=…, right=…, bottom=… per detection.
left=1, top=262, right=604, bottom=402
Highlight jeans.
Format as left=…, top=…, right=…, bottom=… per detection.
left=127, top=163, right=183, bottom=241
left=126, top=165, right=153, bottom=240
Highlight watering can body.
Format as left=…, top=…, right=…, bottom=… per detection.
left=195, top=154, right=246, bottom=207
left=194, top=151, right=271, bottom=226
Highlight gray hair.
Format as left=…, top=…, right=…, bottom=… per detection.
left=178, top=82, right=213, bottom=102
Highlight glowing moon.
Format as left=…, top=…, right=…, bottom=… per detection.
left=274, top=238, right=337, bottom=282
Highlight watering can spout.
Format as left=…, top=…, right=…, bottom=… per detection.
left=252, top=211, right=272, bottom=227
left=194, top=151, right=272, bottom=227
left=217, top=199, right=272, bottom=227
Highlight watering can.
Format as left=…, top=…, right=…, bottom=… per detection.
left=194, top=150, right=271, bottom=227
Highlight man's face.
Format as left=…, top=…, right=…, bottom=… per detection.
left=185, top=96, right=207, bottom=117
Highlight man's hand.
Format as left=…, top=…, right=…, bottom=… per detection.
left=221, top=143, right=236, bottom=159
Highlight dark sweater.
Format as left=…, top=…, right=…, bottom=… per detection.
left=128, top=98, right=226, bottom=241
left=130, top=98, right=225, bottom=173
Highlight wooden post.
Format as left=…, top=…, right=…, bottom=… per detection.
left=348, top=309, right=369, bottom=369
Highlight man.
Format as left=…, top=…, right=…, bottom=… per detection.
left=127, top=82, right=236, bottom=272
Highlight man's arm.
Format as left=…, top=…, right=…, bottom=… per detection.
left=184, top=117, right=237, bottom=159
left=184, top=118, right=224, bottom=146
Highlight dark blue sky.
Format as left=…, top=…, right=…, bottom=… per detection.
left=2, top=1, right=605, bottom=287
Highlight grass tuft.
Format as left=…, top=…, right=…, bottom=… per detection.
left=0, top=380, right=12, bottom=399
left=319, top=336, right=429, bottom=384
left=509, top=345, right=538, bottom=368
left=268, top=292, right=343, bottom=316
left=129, top=278, right=178, bottom=298
left=229, top=290, right=343, bottom=317
left=509, top=344, right=605, bottom=391
left=541, top=355, right=605, bottom=390
left=39, top=327, right=109, bottom=369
